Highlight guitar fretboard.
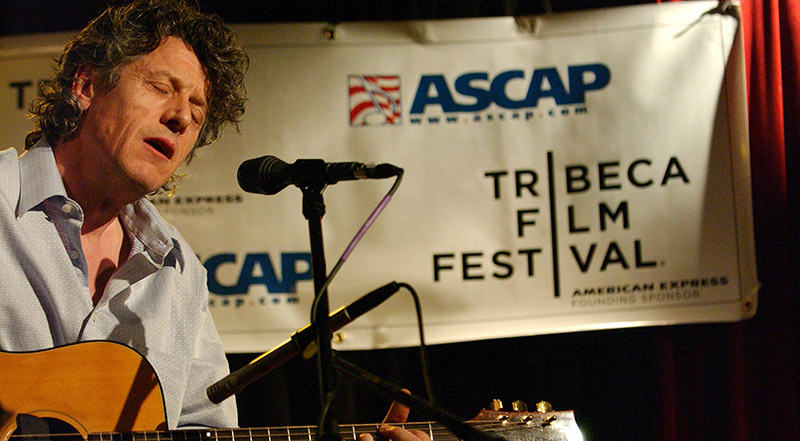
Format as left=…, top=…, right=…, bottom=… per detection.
left=84, top=422, right=465, bottom=441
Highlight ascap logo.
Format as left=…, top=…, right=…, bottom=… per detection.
left=348, top=75, right=401, bottom=126
left=409, top=63, right=610, bottom=124
left=348, top=64, right=610, bottom=127
left=203, top=252, right=312, bottom=296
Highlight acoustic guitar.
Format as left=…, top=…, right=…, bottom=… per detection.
left=0, top=342, right=582, bottom=441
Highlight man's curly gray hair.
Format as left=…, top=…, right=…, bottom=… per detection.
left=26, top=0, right=249, bottom=193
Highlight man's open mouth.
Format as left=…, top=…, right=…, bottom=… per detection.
left=144, top=138, right=175, bottom=159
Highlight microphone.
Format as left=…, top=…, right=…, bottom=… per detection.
left=207, top=281, right=401, bottom=404
left=238, top=155, right=403, bottom=195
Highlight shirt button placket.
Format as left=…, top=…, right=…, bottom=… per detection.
left=62, top=202, right=81, bottom=261
left=60, top=201, right=88, bottom=283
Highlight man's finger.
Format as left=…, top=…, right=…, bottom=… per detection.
left=383, top=389, right=412, bottom=424
left=379, top=426, right=432, bottom=441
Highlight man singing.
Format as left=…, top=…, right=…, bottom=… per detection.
left=0, top=2, right=430, bottom=439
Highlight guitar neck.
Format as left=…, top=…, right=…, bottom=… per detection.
left=87, top=422, right=455, bottom=441
left=83, top=410, right=581, bottom=441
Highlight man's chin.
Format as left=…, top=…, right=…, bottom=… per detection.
left=123, top=176, right=169, bottom=199
left=123, top=166, right=173, bottom=196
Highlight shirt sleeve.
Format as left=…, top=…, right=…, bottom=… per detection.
left=176, top=302, right=239, bottom=428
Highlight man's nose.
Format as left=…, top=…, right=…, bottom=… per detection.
left=163, top=95, right=192, bottom=134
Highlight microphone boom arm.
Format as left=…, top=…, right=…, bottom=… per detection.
left=207, top=282, right=400, bottom=404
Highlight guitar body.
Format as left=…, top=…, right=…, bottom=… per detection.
left=0, top=341, right=167, bottom=441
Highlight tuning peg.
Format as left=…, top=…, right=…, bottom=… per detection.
left=490, top=399, right=503, bottom=411
left=512, top=400, right=528, bottom=412
left=535, top=401, right=554, bottom=413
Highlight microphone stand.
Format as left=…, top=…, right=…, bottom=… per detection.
left=299, top=172, right=340, bottom=441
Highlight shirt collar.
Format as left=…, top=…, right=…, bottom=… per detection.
left=17, top=140, right=68, bottom=216
left=120, top=197, right=186, bottom=270
left=17, top=139, right=185, bottom=271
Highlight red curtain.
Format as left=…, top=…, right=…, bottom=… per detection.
left=654, top=0, right=799, bottom=439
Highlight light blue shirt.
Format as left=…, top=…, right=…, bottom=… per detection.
left=0, top=143, right=237, bottom=429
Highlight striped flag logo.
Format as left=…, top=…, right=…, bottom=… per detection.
left=348, top=75, right=401, bottom=126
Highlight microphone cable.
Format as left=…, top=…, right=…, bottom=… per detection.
left=316, top=281, right=435, bottom=433
left=305, top=170, right=438, bottom=428
left=309, top=171, right=403, bottom=327
left=397, top=282, right=435, bottom=406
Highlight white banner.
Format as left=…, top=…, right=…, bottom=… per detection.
left=0, top=2, right=757, bottom=352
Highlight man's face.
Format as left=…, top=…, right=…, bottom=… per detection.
left=76, top=36, right=209, bottom=195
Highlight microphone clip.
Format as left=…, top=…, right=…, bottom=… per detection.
left=290, top=159, right=332, bottom=189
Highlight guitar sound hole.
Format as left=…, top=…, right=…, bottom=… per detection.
left=13, top=414, right=83, bottom=441
left=42, top=417, right=82, bottom=439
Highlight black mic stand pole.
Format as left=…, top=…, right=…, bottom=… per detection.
left=300, top=175, right=340, bottom=441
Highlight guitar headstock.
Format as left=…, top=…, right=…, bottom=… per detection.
left=469, top=400, right=583, bottom=441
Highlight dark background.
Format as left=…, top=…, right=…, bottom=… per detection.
left=3, top=1, right=796, bottom=440
left=1, top=0, right=660, bottom=35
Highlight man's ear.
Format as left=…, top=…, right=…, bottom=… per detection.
left=72, top=66, right=96, bottom=111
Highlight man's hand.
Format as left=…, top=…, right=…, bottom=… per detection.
left=358, top=391, right=432, bottom=441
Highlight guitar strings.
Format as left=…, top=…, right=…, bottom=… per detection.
left=5, top=419, right=559, bottom=441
